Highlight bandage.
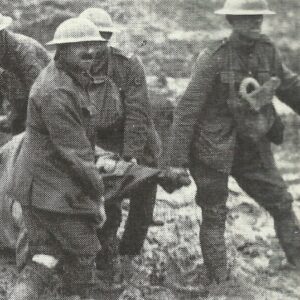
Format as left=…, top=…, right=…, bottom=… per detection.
left=32, top=254, right=58, bottom=269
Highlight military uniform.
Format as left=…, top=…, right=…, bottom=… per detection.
left=90, top=46, right=160, bottom=259
left=0, top=30, right=50, bottom=134
left=171, top=33, right=300, bottom=282
left=10, top=59, right=104, bottom=297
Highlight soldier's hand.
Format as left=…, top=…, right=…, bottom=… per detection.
left=169, top=167, right=189, bottom=176
left=97, top=197, right=106, bottom=228
left=130, top=158, right=138, bottom=164
left=158, top=167, right=191, bottom=194
left=96, top=156, right=117, bottom=173
left=123, top=156, right=138, bottom=165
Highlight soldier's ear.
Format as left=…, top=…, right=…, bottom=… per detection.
left=54, top=45, right=62, bottom=61
left=226, top=15, right=234, bottom=24
left=54, top=45, right=67, bottom=61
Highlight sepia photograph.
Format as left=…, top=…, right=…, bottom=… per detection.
left=0, top=0, right=299, bottom=299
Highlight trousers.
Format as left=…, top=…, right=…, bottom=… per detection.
left=97, top=179, right=157, bottom=260
left=22, top=206, right=100, bottom=297
left=190, top=138, right=300, bottom=282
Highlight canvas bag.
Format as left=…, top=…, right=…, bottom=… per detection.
left=227, top=45, right=283, bottom=144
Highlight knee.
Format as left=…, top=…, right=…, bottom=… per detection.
left=194, top=177, right=228, bottom=208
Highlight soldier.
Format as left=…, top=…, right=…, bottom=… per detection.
left=79, top=8, right=161, bottom=288
left=170, top=0, right=300, bottom=292
left=0, top=13, right=50, bottom=134
left=8, top=18, right=107, bottom=300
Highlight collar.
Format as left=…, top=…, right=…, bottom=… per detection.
left=229, top=32, right=258, bottom=53
left=55, top=58, right=92, bottom=89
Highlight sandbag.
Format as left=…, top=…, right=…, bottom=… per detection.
left=228, top=77, right=283, bottom=143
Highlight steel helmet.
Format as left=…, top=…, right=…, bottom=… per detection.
left=80, top=8, right=121, bottom=33
left=0, top=13, right=12, bottom=31
left=215, top=0, right=275, bottom=15
left=46, top=17, right=107, bottom=45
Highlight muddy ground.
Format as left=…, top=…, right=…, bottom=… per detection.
left=1, top=141, right=300, bottom=300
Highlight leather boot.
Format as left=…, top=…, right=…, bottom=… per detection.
left=273, top=209, right=300, bottom=269
left=8, top=262, right=54, bottom=300
left=96, top=254, right=125, bottom=292
left=199, top=207, right=228, bottom=283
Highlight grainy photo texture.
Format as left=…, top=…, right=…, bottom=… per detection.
left=0, top=1, right=299, bottom=299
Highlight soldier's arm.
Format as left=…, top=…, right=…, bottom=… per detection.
left=170, top=49, right=217, bottom=167
left=40, top=89, right=104, bottom=200
left=274, top=49, right=300, bottom=114
left=7, top=32, right=51, bottom=91
left=122, top=56, right=152, bottom=162
left=18, top=47, right=51, bottom=92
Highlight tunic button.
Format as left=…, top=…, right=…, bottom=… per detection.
left=248, top=71, right=252, bottom=75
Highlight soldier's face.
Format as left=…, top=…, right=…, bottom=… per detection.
left=228, top=15, right=264, bottom=40
left=61, top=41, right=107, bottom=71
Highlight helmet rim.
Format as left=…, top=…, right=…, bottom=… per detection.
left=214, top=8, right=275, bottom=15
left=46, top=35, right=107, bottom=45
left=214, top=0, right=275, bottom=15
left=46, top=17, right=107, bottom=45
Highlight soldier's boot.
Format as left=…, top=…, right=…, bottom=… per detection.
left=96, top=233, right=125, bottom=291
left=196, top=227, right=227, bottom=298
left=200, top=206, right=228, bottom=285
left=96, top=225, right=120, bottom=271
left=62, top=255, right=98, bottom=300
left=122, top=255, right=135, bottom=277
left=273, top=209, right=300, bottom=269
left=8, top=262, right=54, bottom=300
left=96, top=254, right=125, bottom=292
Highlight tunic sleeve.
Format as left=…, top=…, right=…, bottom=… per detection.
left=40, top=89, right=104, bottom=200
left=170, top=50, right=217, bottom=167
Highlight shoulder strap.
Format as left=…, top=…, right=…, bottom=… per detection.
left=107, top=47, right=114, bottom=78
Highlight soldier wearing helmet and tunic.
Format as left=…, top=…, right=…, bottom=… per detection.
left=79, top=8, right=161, bottom=289
left=170, top=0, right=300, bottom=293
left=0, top=13, right=50, bottom=134
left=8, top=17, right=107, bottom=300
